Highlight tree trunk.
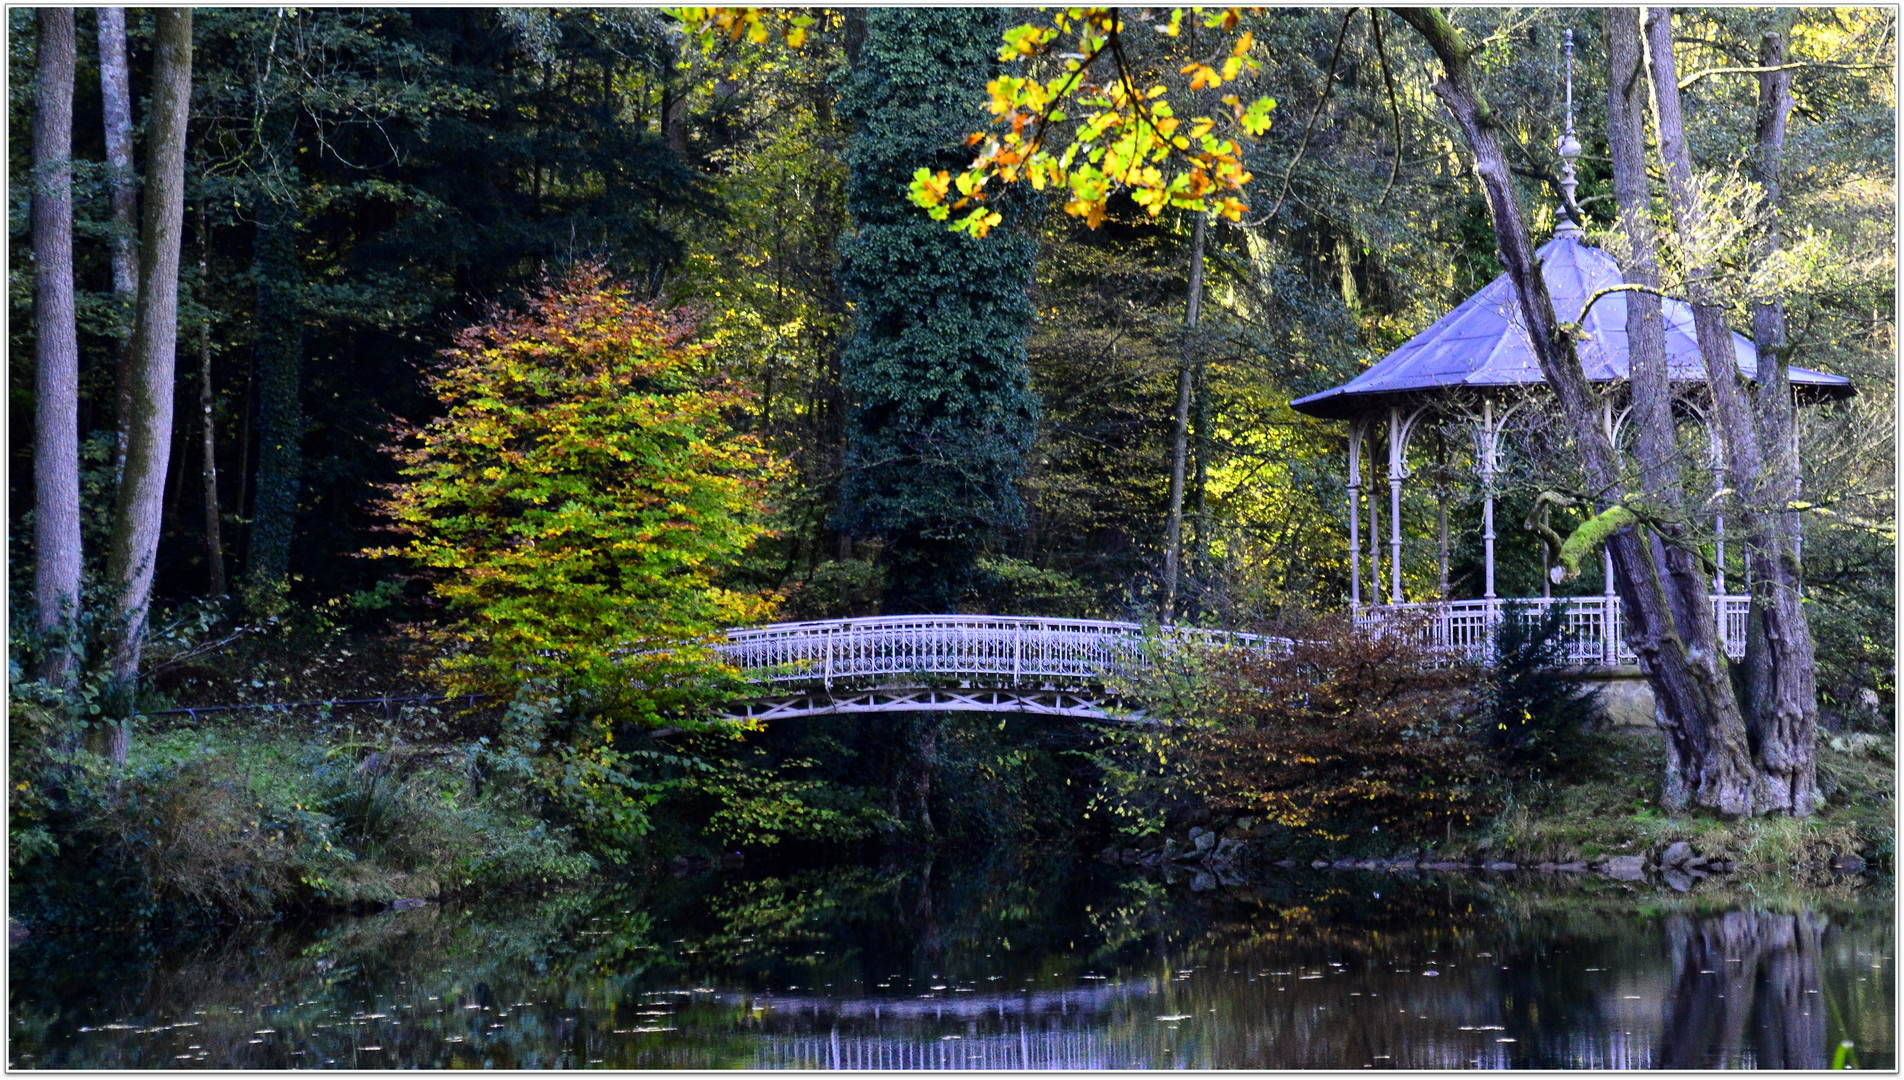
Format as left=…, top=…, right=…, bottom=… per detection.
left=1161, top=210, right=1207, bottom=621
left=1396, top=7, right=1758, bottom=814
left=99, top=7, right=140, bottom=484
left=32, top=7, right=80, bottom=686
left=104, top=8, right=192, bottom=707
left=1604, top=7, right=1756, bottom=813
left=1739, top=20, right=1818, bottom=815
left=1645, top=8, right=1813, bottom=815
left=198, top=204, right=226, bottom=598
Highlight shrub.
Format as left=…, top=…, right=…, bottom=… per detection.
left=1089, top=616, right=1497, bottom=845
left=1472, top=601, right=1601, bottom=774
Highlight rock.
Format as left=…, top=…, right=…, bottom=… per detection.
left=1535, top=862, right=1558, bottom=872
left=1163, top=839, right=1182, bottom=861
left=1332, top=858, right=1358, bottom=870
left=1707, top=859, right=1734, bottom=873
left=1275, top=859, right=1298, bottom=869
left=1190, top=872, right=1216, bottom=892
left=1556, top=861, right=1588, bottom=873
left=1660, top=841, right=1695, bottom=869
left=1830, top=853, right=1867, bottom=873
left=1484, top=861, right=1518, bottom=872
left=1236, top=817, right=1257, bottom=832
left=8, top=918, right=27, bottom=946
left=1427, top=861, right=1462, bottom=872
left=391, top=897, right=426, bottom=911
left=1662, top=869, right=1694, bottom=893
left=1187, top=826, right=1205, bottom=841
left=1601, top=855, right=1647, bottom=880
left=1311, top=859, right=1331, bottom=869
left=1194, top=831, right=1217, bottom=853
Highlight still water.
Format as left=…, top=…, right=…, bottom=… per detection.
left=10, top=850, right=1893, bottom=1070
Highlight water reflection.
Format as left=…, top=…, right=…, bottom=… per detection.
left=9, top=852, right=1892, bottom=1070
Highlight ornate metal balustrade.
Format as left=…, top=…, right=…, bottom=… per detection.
left=1354, top=595, right=1751, bottom=666
left=714, top=616, right=1266, bottom=721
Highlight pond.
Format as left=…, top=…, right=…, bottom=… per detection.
left=10, top=849, right=1893, bottom=1070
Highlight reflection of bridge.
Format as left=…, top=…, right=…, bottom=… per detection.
left=714, top=616, right=1269, bottom=722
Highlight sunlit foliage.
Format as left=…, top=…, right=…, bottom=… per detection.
left=373, top=266, right=784, bottom=726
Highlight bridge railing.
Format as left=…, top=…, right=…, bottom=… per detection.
left=717, top=615, right=1263, bottom=689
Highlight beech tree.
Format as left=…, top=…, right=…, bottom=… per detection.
left=98, top=7, right=139, bottom=481
left=103, top=9, right=193, bottom=708
left=30, top=7, right=79, bottom=684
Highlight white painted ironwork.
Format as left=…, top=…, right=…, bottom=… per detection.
left=1355, top=595, right=1750, bottom=666
left=713, top=616, right=1266, bottom=721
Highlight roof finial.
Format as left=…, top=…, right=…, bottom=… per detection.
left=1555, top=27, right=1583, bottom=238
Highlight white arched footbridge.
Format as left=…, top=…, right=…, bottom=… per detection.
left=713, top=616, right=1263, bottom=722
left=710, top=599, right=1748, bottom=722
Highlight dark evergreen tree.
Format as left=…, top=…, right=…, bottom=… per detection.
left=834, top=9, right=1040, bottom=613
left=243, top=209, right=302, bottom=603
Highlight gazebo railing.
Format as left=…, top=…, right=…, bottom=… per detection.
left=1355, top=596, right=1750, bottom=666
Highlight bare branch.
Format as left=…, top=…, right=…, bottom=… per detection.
left=1678, top=60, right=1884, bottom=91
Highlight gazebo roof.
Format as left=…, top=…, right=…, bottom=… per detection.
left=1289, top=233, right=1856, bottom=421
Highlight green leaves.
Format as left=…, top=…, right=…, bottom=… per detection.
left=373, top=264, right=785, bottom=727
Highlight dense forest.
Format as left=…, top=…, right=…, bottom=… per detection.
left=8, top=8, right=1895, bottom=924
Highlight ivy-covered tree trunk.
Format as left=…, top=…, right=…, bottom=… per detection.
left=834, top=8, right=1040, bottom=613
left=243, top=203, right=304, bottom=607
left=31, top=7, right=80, bottom=684
left=105, top=8, right=192, bottom=708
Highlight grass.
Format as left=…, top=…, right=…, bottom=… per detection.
left=1468, top=730, right=1893, bottom=880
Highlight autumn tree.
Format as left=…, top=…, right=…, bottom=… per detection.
left=374, top=265, right=782, bottom=726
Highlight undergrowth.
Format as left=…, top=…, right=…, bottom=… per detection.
left=1470, top=730, right=1893, bottom=878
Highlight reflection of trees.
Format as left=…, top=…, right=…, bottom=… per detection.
left=1656, top=909, right=1828, bottom=1069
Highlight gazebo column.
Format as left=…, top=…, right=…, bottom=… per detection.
left=1347, top=420, right=1363, bottom=609
left=1711, top=463, right=1726, bottom=594
left=1477, top=399, right=1498, bottom=601
left=1387, top=407, right=1404, bottom=604
left=1368, top=451, right=1381, bottom=604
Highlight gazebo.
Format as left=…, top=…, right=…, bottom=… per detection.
left=1289, top=217, right=1854, bottom=668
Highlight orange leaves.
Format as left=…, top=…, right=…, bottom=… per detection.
left=902, top=6, right=1275, bottom=236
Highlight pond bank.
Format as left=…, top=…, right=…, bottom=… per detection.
left=1104, top=730, right=1892, bottom=889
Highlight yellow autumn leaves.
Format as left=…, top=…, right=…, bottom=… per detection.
left=913, top=8, right=1276, bottom=236
left=672, top=6, right=1276, bottom=238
